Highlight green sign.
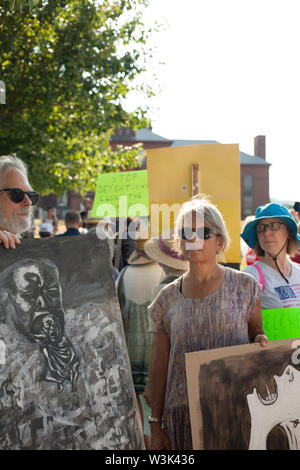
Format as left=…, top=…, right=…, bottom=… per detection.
left=262, top=308, right=300, bottom=341
left=91, top=170, right=149, bottom=218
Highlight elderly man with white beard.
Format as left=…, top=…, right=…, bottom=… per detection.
left=0, top=155, right=39, bottom=248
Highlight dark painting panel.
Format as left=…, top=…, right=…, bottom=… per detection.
left=0, top=234, right=144, bottom=450
left=186, top=340, right=300, bottom=450
left=199, top=347, right=300, bottom=449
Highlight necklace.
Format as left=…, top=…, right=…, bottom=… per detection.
left=198, top=280, right=212, bottom=293
left=185, top=265, right=221, bottom=294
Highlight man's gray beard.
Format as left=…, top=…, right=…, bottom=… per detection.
left=0, top=207, right=33, bottom=235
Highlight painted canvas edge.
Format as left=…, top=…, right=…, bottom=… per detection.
left=185, top=338, right=300, bottom=450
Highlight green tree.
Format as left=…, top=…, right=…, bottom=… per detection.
left=8, top=0, right=39, bottom=11
left=0, top=0, right=153, bottom=194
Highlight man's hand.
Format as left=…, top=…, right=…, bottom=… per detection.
left=0, top=230, right=21, bottom=249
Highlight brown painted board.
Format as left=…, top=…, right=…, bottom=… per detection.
left=185, top=338, right=300, bottom=450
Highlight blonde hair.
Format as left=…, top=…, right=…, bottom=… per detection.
left=174, top=195, right=231, bottom=260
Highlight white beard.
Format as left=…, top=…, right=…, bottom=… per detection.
left=0, top=208, right=33, bottom=235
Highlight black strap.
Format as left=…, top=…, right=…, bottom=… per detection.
left=265, top=239, right=289, bottom=284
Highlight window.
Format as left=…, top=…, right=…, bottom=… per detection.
left=244, top=175, right=253, bottom=216
left=57, top=193, right=68, bottom=207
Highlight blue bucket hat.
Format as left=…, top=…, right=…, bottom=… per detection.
left=240, top=202, right=300, bottom=249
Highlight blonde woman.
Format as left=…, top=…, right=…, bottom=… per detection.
left=148, top=196, right=267, bottom=450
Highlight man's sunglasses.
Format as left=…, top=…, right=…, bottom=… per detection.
left=0, top=188, right=40, bottom=205
left=178, top=227, right=216, bottom=240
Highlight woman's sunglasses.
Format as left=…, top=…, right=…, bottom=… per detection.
left=0, top=188, right=40, bottom=205
left=256, top=221, right=285, bottom=233
left=178, top=227, right=216, bottom=240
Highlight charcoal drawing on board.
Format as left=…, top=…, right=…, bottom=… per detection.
left=0, top=233, right=144, bottom=450
left=186, top=340, right=300, bottom=450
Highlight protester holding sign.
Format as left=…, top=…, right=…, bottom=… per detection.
left=241, top=203, right=300, bottom=309
left=148, top=196, right=267, bottom=451
left=0, top=155, right=39, bottom=248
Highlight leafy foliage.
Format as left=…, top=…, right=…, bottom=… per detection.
left=8, top=0, right=39, bottom=11
left=0, top=0, right=152, bottom=194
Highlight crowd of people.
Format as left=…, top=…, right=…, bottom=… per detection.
left=0, top=154, right=300, bottom=450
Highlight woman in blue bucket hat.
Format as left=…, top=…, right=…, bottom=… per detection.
left=241, top=202, right=300, bottom=309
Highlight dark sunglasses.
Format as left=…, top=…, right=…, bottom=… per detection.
left=178, top=227, right=216, bottom=240
left=0, top=187, right=40, bottom=205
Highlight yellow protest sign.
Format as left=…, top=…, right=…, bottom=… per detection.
left=146, top=144, right=241, bottom=264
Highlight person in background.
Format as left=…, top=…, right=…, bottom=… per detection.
left=241, top=202, right=300, bottom=308
left=39, top=222, right=53, bottom=238
left=293, top=201, right=300, bottom=222
left=117, top=236, right=163, bottom=447
left=290, top=209, right=298, bottom=223
left=291, top=222, right=300, bottom=265
left=22, top=228, right=35, bottom=239
left=114, top=217, right=136, bottom=272
left=55, top=211, right=82, bottom=237
left=148, top=196, right=267, bottom=451
left=0, top=155, right=39, bottom=249
left=240, top=215, right=262, bottom=267
left=80, top=197, right=93, bottom=229
left=94, top=217, right=119, bottom=282
left=43, top=206, right=58, bottom=234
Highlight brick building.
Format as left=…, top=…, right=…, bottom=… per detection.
left=38, top=127, right=270, bottom=220
left=111, top=127, right=271, bottom=219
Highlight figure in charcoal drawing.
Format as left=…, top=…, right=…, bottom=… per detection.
left=0, top=375, right=34, bottom=448
left=247, top=364, right=300, bottom=449
left=30, top=310, right=79, bottom=392
left=0, top=259, right=80, bottom=393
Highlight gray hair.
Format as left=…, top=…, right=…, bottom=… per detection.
left=175, top=195, right=231, bottom=258
left=0, top=155, right=29, bottom=188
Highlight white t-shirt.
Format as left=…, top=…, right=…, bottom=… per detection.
left=243, top=260, right=300, bottom=309
left=116, top=263, right=164, bottom=304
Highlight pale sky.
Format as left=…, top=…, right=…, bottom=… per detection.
left=127, top=0, right=300, bottom=203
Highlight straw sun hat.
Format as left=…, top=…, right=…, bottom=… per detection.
left=144, top=230, right=189, bottom=271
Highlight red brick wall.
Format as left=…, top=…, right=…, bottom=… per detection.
left=241, top=164, right=270, bottom=218
left=254, top=136, right=266, bottom=159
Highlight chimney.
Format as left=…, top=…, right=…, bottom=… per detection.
left=254, top=135, right=266, bottom=159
